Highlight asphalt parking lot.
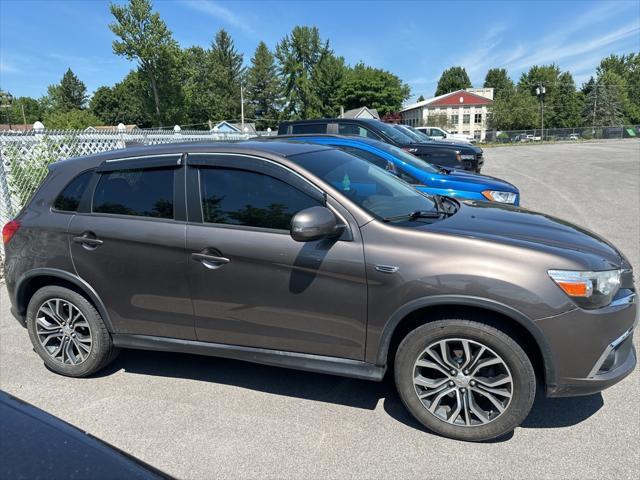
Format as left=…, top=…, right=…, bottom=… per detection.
left=1, top=140, right=639, bottom=479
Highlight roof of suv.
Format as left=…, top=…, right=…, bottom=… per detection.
left=279, top=118, right=381, bottom=125
left=51, top=140, right=335, bottom=170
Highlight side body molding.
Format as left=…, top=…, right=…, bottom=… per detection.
left=14, top=268, right=116, bottom=333
left=374, top=295, right=557, bottom=389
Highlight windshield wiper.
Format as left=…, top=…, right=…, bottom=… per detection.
left=382, top=210, right=442, bottom=222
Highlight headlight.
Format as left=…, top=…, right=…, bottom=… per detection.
left=548, top=269, right=621, bottom=309
left=481, top=190, right=517, bottom=204
left=460, top=154, right=475, bottom=160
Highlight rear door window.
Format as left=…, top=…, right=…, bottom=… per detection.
left=93, top=168, right=174, bottom=219
left=291, top=123, right=327, bottom=134
left=53, top=170, right=93, bottom=212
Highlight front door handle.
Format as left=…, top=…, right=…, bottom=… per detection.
left=72, top=233, right=103, bottom=249
left=191, top=252, right=230, bottom=270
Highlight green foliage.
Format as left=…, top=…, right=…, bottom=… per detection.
left=46, top=68, right=87, bottom=112
left=582, top=71, right=625, bottom=126
left=89, top=71, right=154, bottom=127
left=483, top=68, right=514, bottom=98
left=209, top=29, right=245, bottom=121
left=312, top=53, right=347, bottom=118
left=275, top=26, right=328, bottom=119
left=597, top=53, right=640, bottom=123
left=0, top=93, right=44, bottom=125
left=338, top=63, right=410, bottom=117
left=246, top=42, right=282, bottom=129
left=43, top=109, right=103, bottom=129
left=435, top=67, right=471, bottom=96
left=489, top=88, right=539, bottom=130
left=416, top=95, right=425, bottom=102
left=109, top=0, right=179, bottom=125
left=426, top=112, right=451, bottom=129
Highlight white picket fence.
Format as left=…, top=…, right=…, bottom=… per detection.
left=0, top=127, right=265, bottom=255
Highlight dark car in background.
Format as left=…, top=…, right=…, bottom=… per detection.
left=277, top=118, right=484, bottom=172
left=3, top=141, right=636, bottom=442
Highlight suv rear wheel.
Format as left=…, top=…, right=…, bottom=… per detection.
left=394, top=319, right=535, bottom=441
left=26, top=286, right=119, bottom=377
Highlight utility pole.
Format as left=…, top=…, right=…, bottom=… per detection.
left=592, top=86, right=598, bottom=133
left=535, top=84, right=546, bottom=141
left=240, top=84, right=245, bottom=130
left=21, top=104, right=26, bottom=125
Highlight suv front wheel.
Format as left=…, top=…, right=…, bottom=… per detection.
left=26, top=286, right=119, bottom=377
left=394, top=319, right=536, bottom=441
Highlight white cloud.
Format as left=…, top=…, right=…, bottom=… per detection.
left=182, top=0, right=254, bottom=35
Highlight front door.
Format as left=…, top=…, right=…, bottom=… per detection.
left=185, top=154, right=367, bottom=360
left=69, top=155, right=194, bottom=339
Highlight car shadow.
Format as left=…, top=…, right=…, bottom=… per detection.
left=97, top=349, right=603, bottom=438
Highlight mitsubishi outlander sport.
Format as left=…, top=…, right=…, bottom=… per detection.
left=3, top=141, right=636, bottom=442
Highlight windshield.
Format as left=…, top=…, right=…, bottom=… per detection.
left=371, top=142, right=440, bottom=173
left=370, top=121, right=416, bottom=144
left=292, top=149, right=437, bottom=219
left=404, top=127, right=432, bottom=142
left=395, top=125, right=430, bottom=143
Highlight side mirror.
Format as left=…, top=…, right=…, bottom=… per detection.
left=290, top=206, right=344, bottom=242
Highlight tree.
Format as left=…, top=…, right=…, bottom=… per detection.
left=209, top=29, right=245, bottom=121
left=338, top=63, right=410, bottom=117
left=518, top=64, right=582, bottom=128
left=483, top=68, right=514, bottom=98
left=109, top=0, right=179, bottom=125
left=44, top=109, right=103, bottom=129
left=425, top=112, right=451, bottom=129
left=597, top=53, right=640, bottom=124
left=275, top=26, right=328, bottom=119
left=46, top=68, right=87, bottom=112
left=416, top=95, right=425, bottom=102
left=312, top=53, right=346, bottom=117
left=1, top=95, right=43, bottom=124
left=246, top=42, right=282, bottom=129
left=582, top=71, right=625, bottom=126
left=435, top=66, right=471, bottom=96
left=489, top=88, right=539, bottom=130
left=89, top=71, right=154, bottom=127
left=181, top=46, right=214, bottom=125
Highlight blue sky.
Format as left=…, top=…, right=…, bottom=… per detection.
left=1, top=0, right=639, bottom=103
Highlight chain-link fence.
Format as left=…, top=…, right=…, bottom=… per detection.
left=482, top=125, right=640, bottom=144
left=0, top=128, right=270, bottom=255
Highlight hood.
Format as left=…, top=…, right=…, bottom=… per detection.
left=412, top=141, right=480, bottom=154
left=426, top=200, right=623, bottom=268
left=441, top=170, right=519, bottom=193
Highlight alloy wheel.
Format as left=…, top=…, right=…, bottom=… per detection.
left=413, top=338, right=513, bottom=427
left=35, top=298, right=92, bottom=365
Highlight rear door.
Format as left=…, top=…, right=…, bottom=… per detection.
left=185, top=153, right=367, bottom=360
left=68, top=154, right=194, bottom=339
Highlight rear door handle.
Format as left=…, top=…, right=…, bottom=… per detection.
left=191, top=252, right=230, bottom=270
left=72, top=233, right=103, bottom=249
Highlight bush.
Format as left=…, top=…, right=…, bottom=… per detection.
left=44, top=109, right=103, bottom=130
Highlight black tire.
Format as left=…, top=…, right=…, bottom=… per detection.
left=26, top=286, right=119, bottom=377
left=394, top=319, right=535, bottom=442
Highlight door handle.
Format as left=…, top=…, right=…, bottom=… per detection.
left=72, top=233, right=103, bottom=249
left=191, top=252, right=230, bottom=270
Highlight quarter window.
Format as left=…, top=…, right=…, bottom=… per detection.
left=53, top=170, right=93, bottom=212
left=338, top=124, right=380, bottom=139
left=93, top=168, right=174, bottom=219
left=199, top=168, right=321, bottom=230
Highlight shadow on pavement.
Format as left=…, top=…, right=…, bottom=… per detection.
left=99, top=349, right=603, bottom=436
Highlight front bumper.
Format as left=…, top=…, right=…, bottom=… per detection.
left=539, top=291, right=637, bottom=397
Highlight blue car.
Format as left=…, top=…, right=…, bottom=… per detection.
left=281, top=135, right=520, bottom=205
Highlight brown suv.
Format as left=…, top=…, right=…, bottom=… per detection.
left=3, top=141, right=636, bottom=441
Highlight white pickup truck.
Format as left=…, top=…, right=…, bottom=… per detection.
left=415, top=126, right=475, bottom=143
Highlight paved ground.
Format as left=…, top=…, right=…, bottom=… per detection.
left=1, top=140, right=639, bottom=479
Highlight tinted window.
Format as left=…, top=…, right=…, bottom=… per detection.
left=200, top=168, right=321, bottom=230
left=53, top=170, right=93, bottom=212
left=339, top=146, right=390, bottom=169
left=338, top=124, right=380, bottom=139
left=291, top=123, right=327, bottom=134
left=93, top=168, right=174, bottom=219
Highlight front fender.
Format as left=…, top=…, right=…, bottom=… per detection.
left=373, top=294, right=557, bottom=391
